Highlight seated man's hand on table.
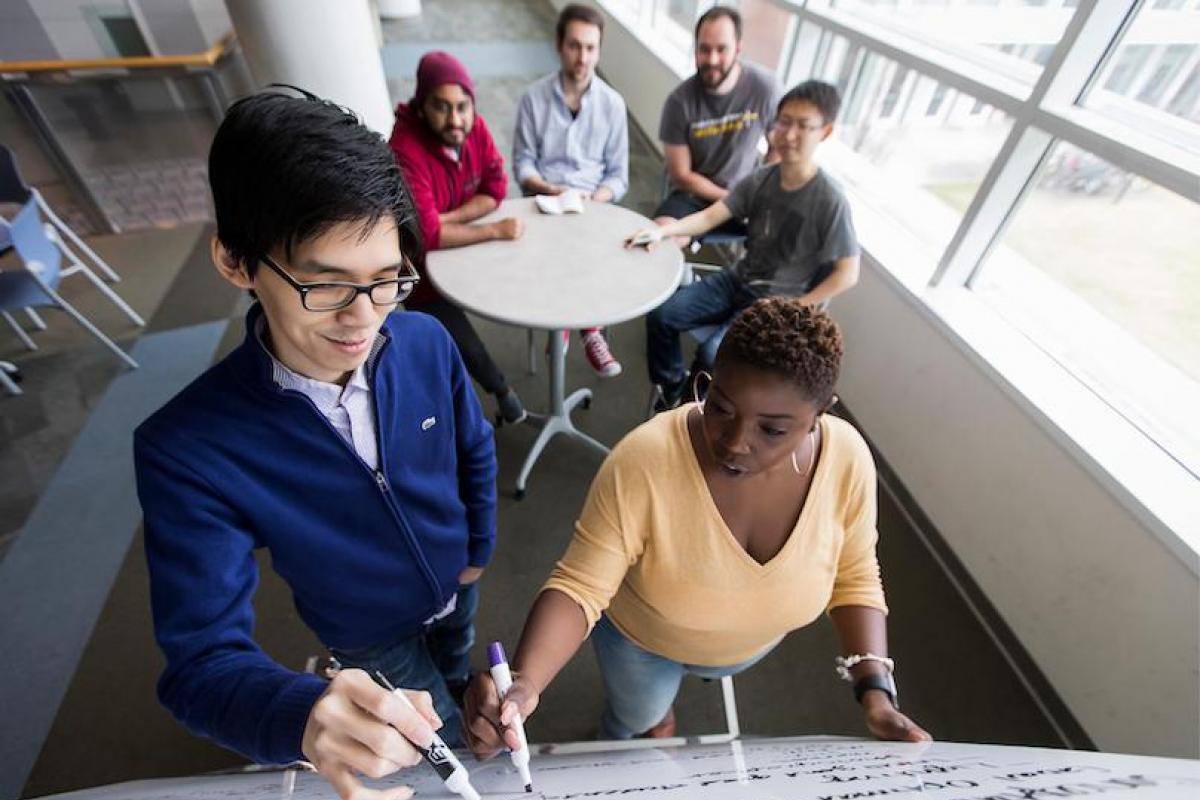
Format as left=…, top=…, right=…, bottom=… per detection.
left=463, top=671, right=540, bottom=759
left=490, top=217, right=524, bottom=241
left=624, top=226, right=664, bottom=251
left=302, top=668, right=441, bottom=800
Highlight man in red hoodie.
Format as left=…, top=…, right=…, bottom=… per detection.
left=390, top=51, right=526, bottom=424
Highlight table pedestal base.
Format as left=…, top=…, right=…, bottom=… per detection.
left=513, top=329, right=610, bottom=499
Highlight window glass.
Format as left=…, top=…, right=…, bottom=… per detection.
left=830, top=0, right=1075, bottom=92
left=654, top=0, right=699, bottom=53
left=1083, top=4, right=1200, bottom=152
left=811, top=42, right=1013, bottom=259
left=972, top=140, right=1200, bottom=473
left=662, top=0, right=700, bottom=31
left=736, top=0, right=797, bottom=72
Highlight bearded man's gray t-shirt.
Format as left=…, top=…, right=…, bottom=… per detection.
left=659, top=62, right=782, bottom=191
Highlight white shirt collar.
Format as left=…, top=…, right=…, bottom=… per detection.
left=254, top=314, right=376, bottom=409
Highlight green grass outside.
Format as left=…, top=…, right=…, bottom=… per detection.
left=926, top=181, right=1200, bottom=382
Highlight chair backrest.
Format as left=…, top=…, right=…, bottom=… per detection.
left=6, top=199, right=62, bottom=287
left=0, top=145, right=33, bottom=206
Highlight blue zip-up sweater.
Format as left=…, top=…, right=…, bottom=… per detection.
left=134, top=304, right=496, bottom=766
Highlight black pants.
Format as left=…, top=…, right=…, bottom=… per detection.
left=416, top=298, right=509, bottom=396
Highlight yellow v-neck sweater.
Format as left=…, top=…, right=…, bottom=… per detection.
left=543, top=405, right=887, bottom=667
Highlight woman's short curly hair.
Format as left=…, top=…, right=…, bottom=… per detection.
left=714, top=297, right=844, bottom=406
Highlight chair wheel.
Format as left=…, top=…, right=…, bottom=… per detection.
left=514, top=488, right=526, bottom=501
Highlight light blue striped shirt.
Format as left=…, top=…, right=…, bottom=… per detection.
left=513, top=71, right=629, bottom=200
left=257, top=315, right=381, bottom=470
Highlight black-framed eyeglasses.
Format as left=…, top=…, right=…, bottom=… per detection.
left=771, top=117, right=824, bottom=133
left=259, top=253, right=421, bottom=312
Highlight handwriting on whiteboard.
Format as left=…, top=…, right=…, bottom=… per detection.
left=39, top=737, right=1200, bottom=800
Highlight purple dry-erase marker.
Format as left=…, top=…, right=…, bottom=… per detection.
left=488, top=642, right=533, bottom=792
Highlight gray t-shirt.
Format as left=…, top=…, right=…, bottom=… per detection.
left=659, top=61, right=782, bottom=191
left=723, top=165, right=859, bottom=294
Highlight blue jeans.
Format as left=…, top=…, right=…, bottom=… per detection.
left=645, top=270, right=763, bottom=387
left=590, top=614, right=778, bottom=739
left=330, top=582, right=479, bottom=747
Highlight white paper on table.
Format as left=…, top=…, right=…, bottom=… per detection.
left=535, top=190, right=585, bottom=215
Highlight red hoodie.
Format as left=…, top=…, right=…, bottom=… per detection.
left=389, top=102, right=508, bottom=249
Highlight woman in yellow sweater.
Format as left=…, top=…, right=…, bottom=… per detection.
left=466, top=298, right=929, bottom=751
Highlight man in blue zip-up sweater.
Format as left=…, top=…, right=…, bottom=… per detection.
left=134, top=88, right=496, bottom=800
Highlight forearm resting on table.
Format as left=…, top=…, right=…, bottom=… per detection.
left=658, top=202, right=732, bottom=240
left=438, top=194, right=497, bottom=225
left=512, top=589, right=590, bottom=693
left=437, top=221, right=503, bottom=248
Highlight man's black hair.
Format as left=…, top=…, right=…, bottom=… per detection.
left=208, top=85, right=422, bottom=277
left=694, top=5, right=742, bottom=42
left=778, top=80, right=842, bottom=125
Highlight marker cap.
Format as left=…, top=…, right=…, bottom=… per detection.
left=487, top=641, right=507, bottom=667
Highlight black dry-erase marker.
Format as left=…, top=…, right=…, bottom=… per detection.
left=372, top=671, right=480, bottom=800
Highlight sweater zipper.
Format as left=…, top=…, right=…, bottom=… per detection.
left=364, top=371, right=449, bottom=609
left=276, top=384, right=445, bottom=609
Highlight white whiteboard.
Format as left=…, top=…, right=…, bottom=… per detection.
left=37, top=737, right=1200, bottom=800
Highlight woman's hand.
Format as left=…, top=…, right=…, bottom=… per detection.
left=463, top=671, right=541, bottom=759
left=863, top=691, right=931, bottom=742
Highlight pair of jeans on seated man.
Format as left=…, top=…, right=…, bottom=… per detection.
left=649, top=190, right=754, bottom=410
left=591, top=613, right=779, bottom=739
left=646, top=269, right=765, bottom=410
left=330, top=582, right=479, bottom=747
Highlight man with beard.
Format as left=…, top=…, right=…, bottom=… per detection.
left=390, top=51, right=527, bottom=425
left=655, top=5, right=782, bottom=239
left=512, top=3, right=628, bottom=377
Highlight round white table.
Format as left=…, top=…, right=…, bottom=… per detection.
left=426, top=197, right=683, bottom=498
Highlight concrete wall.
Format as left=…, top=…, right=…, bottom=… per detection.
left=571, top=0, right=1200, bottom=758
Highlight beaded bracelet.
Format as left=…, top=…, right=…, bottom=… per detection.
left=834, top=653, right=895, bottom=682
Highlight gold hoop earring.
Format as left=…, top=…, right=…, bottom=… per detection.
left=693, top=370, right=713, bottom=411
left=791, top=429, right=816, bottom=477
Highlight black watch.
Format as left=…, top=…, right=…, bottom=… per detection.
left=853, top=672, right=899, bottom=710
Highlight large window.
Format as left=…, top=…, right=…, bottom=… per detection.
left=601, top=0, right=1200, bottom=481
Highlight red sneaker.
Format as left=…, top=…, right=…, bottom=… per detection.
left=582, top=330, right=622, bottom=377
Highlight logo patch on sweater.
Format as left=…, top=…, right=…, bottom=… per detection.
left=421, top=416, right=437, bottom=431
